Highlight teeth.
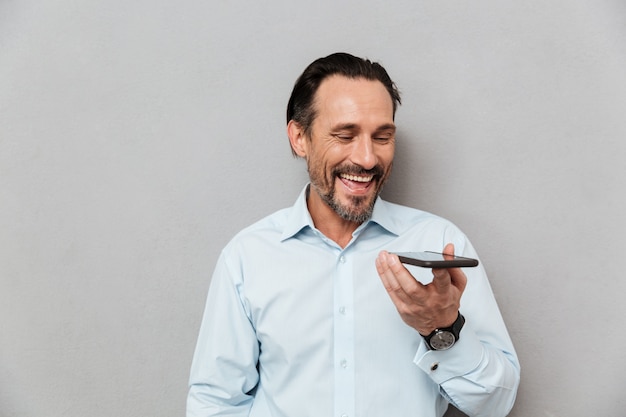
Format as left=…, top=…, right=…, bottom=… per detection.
left=340, top=173, right=373, bottom=182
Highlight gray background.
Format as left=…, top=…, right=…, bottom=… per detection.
left=2, top=1, right=625, bottom=416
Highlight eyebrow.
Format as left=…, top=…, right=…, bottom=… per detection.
left=374, top=124, right=397, bottom=133
left=331, top=123, right=396, bottom=133
left=331, top=123, right=358, bottom=132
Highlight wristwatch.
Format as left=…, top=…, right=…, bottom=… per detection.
left=422, top=313, right=465, bottom=351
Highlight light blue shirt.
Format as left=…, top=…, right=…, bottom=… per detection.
left=188, top=185, right=520, bottom=417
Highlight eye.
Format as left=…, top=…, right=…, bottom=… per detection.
left=372, top=126, right=396, bottom=143
left=373, top=135, right=393, bottom=143
left=334, top=134, right=355, bottom=141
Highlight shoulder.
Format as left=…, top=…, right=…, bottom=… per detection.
left=226, top=207, right=291, bottom=248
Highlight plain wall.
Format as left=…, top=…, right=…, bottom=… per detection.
left=2, top=1, right=625, bottom=416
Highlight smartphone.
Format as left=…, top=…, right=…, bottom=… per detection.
left=393, top=251, right=479, bottom=268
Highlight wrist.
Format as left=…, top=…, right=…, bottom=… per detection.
left=421, top=312, right=465, bottom=351
left=418, top=311, right=460, bottom=336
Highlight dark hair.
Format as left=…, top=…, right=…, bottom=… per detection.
left=286, top=52, right=401, bottom=155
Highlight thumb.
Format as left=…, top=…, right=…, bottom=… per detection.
left=443, top=243, right=455, bottom=257
left=442, top=243, right=468, bottom=292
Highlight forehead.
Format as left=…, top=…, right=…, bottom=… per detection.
left=312, top=75, right=394, bottom=125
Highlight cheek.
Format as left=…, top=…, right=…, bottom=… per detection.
left=306, top=153, right=334, bottom=184
left=379, top=147, right=395, bottom=170
left=310, top=147, right=339, bottom=173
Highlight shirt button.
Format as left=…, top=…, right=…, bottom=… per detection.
left=339, top=306, right=346, bottom=315
left=430, top=362, right=439, bottom=371
left=341, top=414, right=349, bottom=417
left=339, top=255, right=346, bottom=263
left=340, top=359, right=348, bottom=368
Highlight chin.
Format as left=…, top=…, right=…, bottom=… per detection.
left=333, top=195, right=376, bottom=223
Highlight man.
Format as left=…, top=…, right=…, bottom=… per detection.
left=187, top=52, right=520, bottom=417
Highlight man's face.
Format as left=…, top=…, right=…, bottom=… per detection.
left=298, top=75, right=396, bottom=224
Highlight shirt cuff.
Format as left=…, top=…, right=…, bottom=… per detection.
left=413, top=321, right=484, bottom=385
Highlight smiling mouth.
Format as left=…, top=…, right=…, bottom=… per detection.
left=337, top=172, right=376, bottom=193
left=339, top=173, right=374, bottom=183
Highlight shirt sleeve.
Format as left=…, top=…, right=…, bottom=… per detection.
left=414, top=322, right=520, bottom=417
left=187, top=250, right=260, bottom=417
left=413, top=232, right=521, bottom=417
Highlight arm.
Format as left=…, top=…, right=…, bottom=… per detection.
left=376, top=244, right=520, bottom=417
left=187, top=251, right=259, bottom=417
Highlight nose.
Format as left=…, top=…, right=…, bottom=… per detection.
left=350, top=137, right=377, bottom=170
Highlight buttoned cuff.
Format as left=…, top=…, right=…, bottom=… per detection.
left=413, top=321, right=485, bottom=385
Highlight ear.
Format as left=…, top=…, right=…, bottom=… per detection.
left=287, top=120, right=308, bottom=158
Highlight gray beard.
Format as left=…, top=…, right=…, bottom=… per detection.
left=320, top=186, right=376, bottom=224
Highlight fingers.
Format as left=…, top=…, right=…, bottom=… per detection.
left=434, top=243, right=468, bottom=294
left=431, top=268, right=452, bottom=292
left=448, top=267, right=467, bottom=294
left=376, top=251, right=424, bottom=302
left=376, top=250, right=460, bottom=334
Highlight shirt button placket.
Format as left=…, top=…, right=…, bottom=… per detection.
left=334, top=252, right=354, bottom=417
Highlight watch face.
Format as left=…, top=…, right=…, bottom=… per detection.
left=430, top=331, right=456, bottom=350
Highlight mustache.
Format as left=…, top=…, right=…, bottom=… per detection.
left=332, top=164, right=385, bottom=178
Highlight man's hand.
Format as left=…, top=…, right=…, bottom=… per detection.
left=375, top=243, right=467, bottom=335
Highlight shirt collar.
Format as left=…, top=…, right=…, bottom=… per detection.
left=280, top=184, right=402, bottom=241
left=280, top=185, right=315, bottom=241
left=367, top=195, right=403, bottom=236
